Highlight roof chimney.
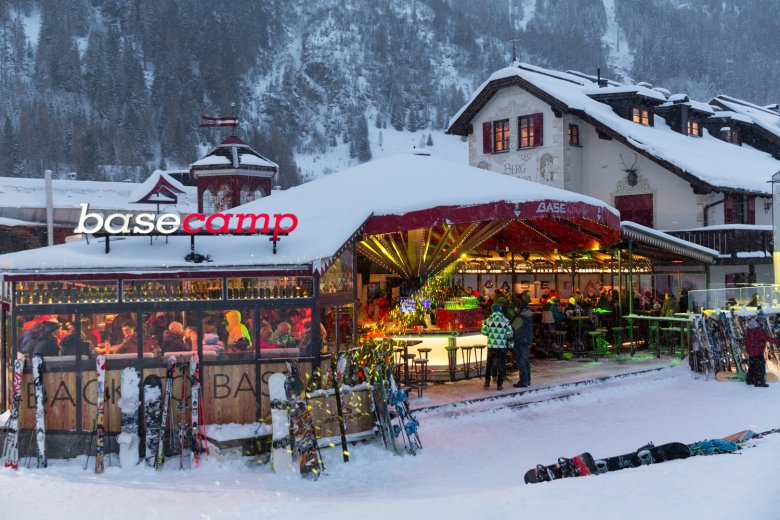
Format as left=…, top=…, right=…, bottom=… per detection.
left=597, top=67, right=608, bottom=88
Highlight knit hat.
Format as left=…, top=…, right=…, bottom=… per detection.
left=747, top=319, right=759, bottom=329
left=491, top=303, right=503, bottom=313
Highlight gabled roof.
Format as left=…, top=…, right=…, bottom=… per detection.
left=129, top=170, right=186, bottom=205
left=448, top=63, right=780, bottom=195
left=710, top=95, right=780, bottom=141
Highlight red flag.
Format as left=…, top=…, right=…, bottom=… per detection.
left=199, top=115, right=239, bottom=127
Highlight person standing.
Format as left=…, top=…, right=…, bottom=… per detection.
left=482, top=303, right=513, bottom=390
left=512, top=291, right=534, bottom=388
left=744, top=318, right=776, bottom=387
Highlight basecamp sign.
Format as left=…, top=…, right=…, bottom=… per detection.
left=74, top=203, right=298, bottom=240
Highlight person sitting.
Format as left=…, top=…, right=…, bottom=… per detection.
left=162, top=321, right=186, bottom=353
left=272, top=321, right=294, bottom=347
left=226, top=310, right=252, bottom=351
left=183, top=326, right=198, bottom=350
left=31, top=319, right=61, bottom=357
left=259, top=325, right=279, bottom=349
left=60, top=322, right=92, bottom=357
left=202, top=333, right=225, bottom=355
left=96, top=321, right=138, bottom=355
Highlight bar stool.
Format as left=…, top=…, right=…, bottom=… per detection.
left=402, top=353, right=417, bottom=386
left=393, top=347, right=404, bottom=381
left=473, top=345, right=486, bottom=377
left=413, top=358, right=429, bottom=398
left=587, top=329, right=606, bottom=360
left=611, top=326, right=625, bottom=354
left=417, top=347, right=432, bottom=360
left=445, top=346, right=459, bottom=382
left=460, top=346, right=474, bottom=380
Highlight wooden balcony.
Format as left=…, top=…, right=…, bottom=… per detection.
left=666, top=226, right=772, bottom=264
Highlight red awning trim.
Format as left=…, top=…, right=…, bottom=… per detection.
left=364, top=200, right=619, bottom=236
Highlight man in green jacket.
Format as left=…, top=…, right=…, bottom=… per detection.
left=482, top=303, right=513, bottom=390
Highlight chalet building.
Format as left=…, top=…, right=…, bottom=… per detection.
left=447, top=62, right=780, bottom=289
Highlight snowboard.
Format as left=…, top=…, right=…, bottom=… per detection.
left=284, top=362, right=322, bottom=479
left=142, top=374, right=162, bottom=466
left=715, top=371, right=777, bottom=383
left=95, top=355, right=107, bottom=473
left=524, top=453, right=598, bottom=484
left=117, top=367, right=141, bottom=467
left=155, top=357, right=176, bottom=470
left=593, top=442, right=691, bottom=475
left=1, top=358, right=25, bottom=469
left=332, top=354, right=350, bottom=462
left=32, top=355, right=47, bottom=468
left=269, top=372, right=294, bottom=473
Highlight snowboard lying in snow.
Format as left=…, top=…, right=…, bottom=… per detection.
left=715, top=371, right=778, bottom=383
left=524, top=453, right=598, bottom=484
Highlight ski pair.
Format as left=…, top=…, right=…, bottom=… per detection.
left=2, top=356, right=47, bottom=470
left=367, top=357, right=422, bottom=456
left=144, top=355, right=206, bottom=470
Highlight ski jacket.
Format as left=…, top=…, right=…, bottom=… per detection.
left=481, top=311, right=513, bottom=349
left=512, top=302, right=534, bottom=344
left=744, top=326, right=777, bottom=357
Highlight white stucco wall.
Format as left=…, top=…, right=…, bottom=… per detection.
left=466, top=85, right=773, bottom=230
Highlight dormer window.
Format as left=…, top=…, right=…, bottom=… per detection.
left=631, top=107, right=650, bottom=125
left=687, top=119, right=702, bottom=137
left=722, top=127, right=741, bottom=145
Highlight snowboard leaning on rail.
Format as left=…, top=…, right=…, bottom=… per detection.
left=155, top=356, right=176, bottom=470
left=284, top=362, right=322, bottom=479
left=269, top=372, right=294, bottom=474
left=142, top=374, right=162, bottom=466
left=117, top=367, right=141, bottom=467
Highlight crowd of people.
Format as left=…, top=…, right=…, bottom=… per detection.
left=17, top=308, right=317, bottom=359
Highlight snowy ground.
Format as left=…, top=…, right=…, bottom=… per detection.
left=2, top=364, right=779, bottom=519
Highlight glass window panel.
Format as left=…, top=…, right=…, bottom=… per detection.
left=202, top=188, right=216, bottom=214
left=240, top=184, right=251, bottom=205
left=123, top=279, right=223, bottom=302
left=227, top=276, right=313, bottom=300
left=320, top=249, right=355, bottom=295
left=91, top=312, right=140, bottom=359
left=19, top=313, right=78, bottom=361
left=14, top=280, right=118, bottom=305
left=216, top=184, right=232, bottom=211
left=141, top=310, right=198, bottom=357
left=254, top=187, right=265, bottom=201
left=259, top=308, right=313, bottom=358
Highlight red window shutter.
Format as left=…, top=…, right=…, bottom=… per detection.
left=482, top=122, right=493, bottom=154
left=533, top=113, right=543, bottom=146
left=724, top=194, right=734, bottom=224
left=747, top=196, right=755, bottom=224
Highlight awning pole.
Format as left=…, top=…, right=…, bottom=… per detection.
left=628, top=240, right=635, bottom=356
left=773, top=171, right=780, bottom=284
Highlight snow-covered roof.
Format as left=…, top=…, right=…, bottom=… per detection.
left=0, top=152, right=618, bottom=273
left=583, top=85, right=667, bottom=102
left=448, top=63, right=780, bottom=194
left=711, top=95, right=780, bottom=140
left=0, top=176, right=197, bottom=212
left=190, top=135, right=278, bottom=173
left=128, top=170, right=186, bottom=204
left=621, top=220, right=718, bottom=263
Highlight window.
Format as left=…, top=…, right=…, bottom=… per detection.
left=631, top=107, right=650, bottom=125
left=202, top=188, right=216, bottom=214
left=518, top=113, right=543, bottom=148
left=239, top=184, right=252, bottom=205
left=614, top=194, right=653, bottom=228
left=568, top=124, right=580, bottom=146
left=724, top=193, right=755, bottom=225
left=492, top=119, right=510, bottom=153
left=687, top=119, right=701, bottom=137
left=724, top=128, right=741, bottom=144
left=253, top=187, right=265, bottom=201
left=215, top=184, right=233, bottom=212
